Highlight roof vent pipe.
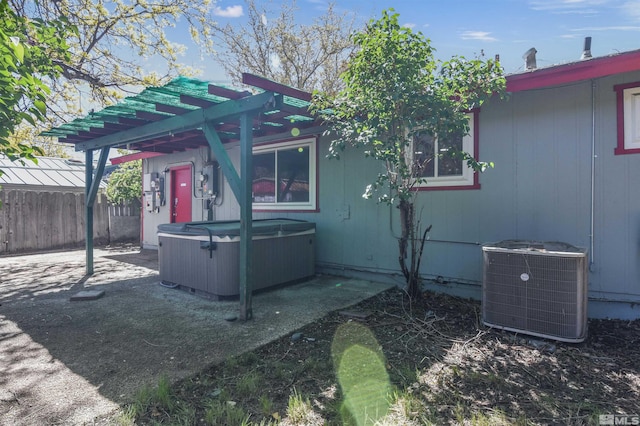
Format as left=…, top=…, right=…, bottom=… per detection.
left=581, top=36, right=592, bottom=60
left=523, top=47, right=537, bottom=70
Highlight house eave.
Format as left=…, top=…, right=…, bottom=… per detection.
left=506, top=48, right=640, bottom=92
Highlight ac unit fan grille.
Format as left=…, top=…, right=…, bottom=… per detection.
left=483, top=248, right=587, bottom=342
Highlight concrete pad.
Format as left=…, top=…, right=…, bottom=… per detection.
left=69, top=290, right=105, bottom=301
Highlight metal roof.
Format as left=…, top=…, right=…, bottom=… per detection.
left=42, top=73, right=319, bottom=154
left=0, top=156, right=107, bottom=189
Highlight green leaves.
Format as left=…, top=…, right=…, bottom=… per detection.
left=313, top=8, right=506, bottom=205
left=0, top=0, right=75, bottom=168
left=106, top=160, right=142, bottom=205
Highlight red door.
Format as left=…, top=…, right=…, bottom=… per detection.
left=170, top=166, right=192, bottom=223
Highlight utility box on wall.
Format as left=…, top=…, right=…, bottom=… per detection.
left=143, top=172, right=164, bottom=213
left=199, top=161, right=220, bottom=198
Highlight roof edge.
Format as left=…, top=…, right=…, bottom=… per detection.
left=506, top=49, right=640, bottom=92
left=111, top=151, right=164, bottom=165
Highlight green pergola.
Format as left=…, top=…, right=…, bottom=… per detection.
left=43, top=73, right=320, bottom=320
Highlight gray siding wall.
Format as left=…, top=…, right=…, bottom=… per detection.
left=593, top=73, right=640, bottom=303
left=143, top=70, right=640, bottom=317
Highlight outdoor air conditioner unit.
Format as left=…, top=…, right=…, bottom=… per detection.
left=482, top=240, right=588, bottom=342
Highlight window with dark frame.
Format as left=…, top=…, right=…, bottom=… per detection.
left=414, top=130, right=465, bottom=179
left=252, top=138, right=316, bottom=210
left=412, top=112, right=479, bottom=190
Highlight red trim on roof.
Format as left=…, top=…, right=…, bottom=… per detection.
left=506, top=49, right=640, bottom=92
left=110, top=151, right=164, bottom=165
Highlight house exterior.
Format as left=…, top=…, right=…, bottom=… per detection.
left=45, top=49, right=640, bottom=319
left=127, top=50, right=640, bottom=320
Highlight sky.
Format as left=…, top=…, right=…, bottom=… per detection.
left=176, top=0, right=640, bottom=82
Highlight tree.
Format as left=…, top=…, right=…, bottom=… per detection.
left=0, top=0, right=74, bottom=171
left=9, top=0, right=220, bottom=117
left=106, top=160, right=142, bottom=205
left=7, top=125, right=70, bottom=158
left=313, top=10, right=506, bottom=300
left=212, top=0, right=355, bottom=95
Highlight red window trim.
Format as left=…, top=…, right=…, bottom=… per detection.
left=414, top=109, right=482, bottom=191
left=614, top=81, right=640, bottom=155
left=251, top=136, right=320, bottom=213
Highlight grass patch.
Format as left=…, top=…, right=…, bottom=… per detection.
left=259, top=394, right=275, bottom=417
left=204, top=399, right=251, bottom=425
left=236, top=370, right=264, bottom=396
left=286, top=388, right=323, bottom=425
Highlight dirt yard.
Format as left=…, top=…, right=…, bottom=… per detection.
left=0, top=245, right=392, bottom=425
left=135, top=288, right=640, bottom=425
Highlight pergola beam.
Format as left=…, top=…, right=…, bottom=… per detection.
left=75, top=91, right=281, bottom=152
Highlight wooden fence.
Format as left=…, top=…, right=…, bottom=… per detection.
left=0, top=189, right=131, bottom=255
left=108, top=202, right=141, bottom=243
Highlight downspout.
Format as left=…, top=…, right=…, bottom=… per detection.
left=589, top=80, right=596, bottom=272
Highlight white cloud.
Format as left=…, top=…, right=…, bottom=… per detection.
left=571, top=25, right=640, bottom=30
left=529, top=0, right=607, bottom=13
left=404, top=23, right=416, bottom=29
left=460, top=31, right=498, bottom=42
left=213, top=5, right=243, bottom=18
left=622, top=1, right=640, bottom=21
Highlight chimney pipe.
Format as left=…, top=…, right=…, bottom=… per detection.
left=581, top=36, right=592, bottom=60
left=523, top=48, right=537, bottom=70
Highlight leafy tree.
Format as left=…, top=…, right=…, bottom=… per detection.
left=213, top=0, right=355, bottom=95
left=9, top=0, right=220, bottom=115
left=7, top=125, right=70, bottom=158
left=313, top=10, right=506, bottom=300
left=106, top=160, right=142, bottom=205
left=0, top=0, right=74, bottom=175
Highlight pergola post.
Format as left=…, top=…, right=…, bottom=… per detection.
left=84, top=147, right=110, bottom=276
left=239, top=112, right=254, bottom=321
left=85, top=149, right=94, bottom=275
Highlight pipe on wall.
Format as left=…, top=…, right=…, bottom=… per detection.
left=589, top=80, right=596, bottom=271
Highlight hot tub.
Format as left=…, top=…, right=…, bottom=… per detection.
left=157, top=219, right=315, bottom=299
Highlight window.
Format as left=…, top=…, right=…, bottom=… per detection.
left=414, top=111, right=480, bottom=190
left=614, top=82, right=640, bottom=155
left=252, top=138, right=317, bottom=211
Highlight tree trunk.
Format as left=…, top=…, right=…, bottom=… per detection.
left=398, top=199, right=421, bottom=300
left=398, top=199, right=433, bottom=301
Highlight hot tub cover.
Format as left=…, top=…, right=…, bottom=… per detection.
left=157, top=218, right=315, bottom=238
